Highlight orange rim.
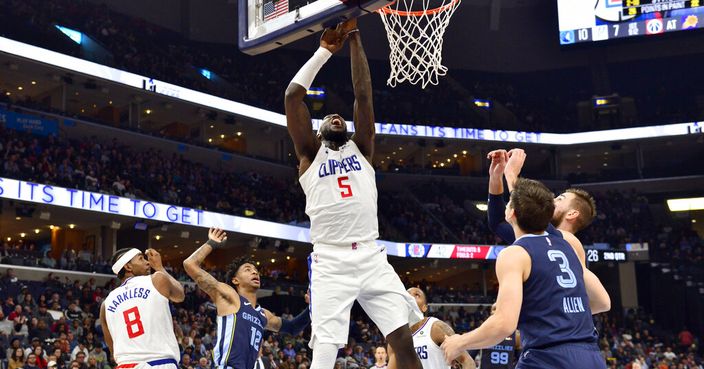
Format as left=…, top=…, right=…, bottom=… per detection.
left=378, top=0, right=460, bottom=16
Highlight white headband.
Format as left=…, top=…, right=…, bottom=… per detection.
left=112, top=248, right=142, bottom=275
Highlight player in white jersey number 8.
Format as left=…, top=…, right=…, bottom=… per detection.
left=285, top=17, right=424, bottom=369
left=100, top=248, right=185, bottom=369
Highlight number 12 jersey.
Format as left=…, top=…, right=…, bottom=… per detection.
left=104, top=275, right=180, bottom=364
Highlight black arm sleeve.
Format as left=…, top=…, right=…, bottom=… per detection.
left=280, top=307, right=310, bottom=335
left=487, top=193, right=516, bottom=244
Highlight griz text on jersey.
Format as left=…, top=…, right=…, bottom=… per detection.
left=318, top=155, right=363, bottom=178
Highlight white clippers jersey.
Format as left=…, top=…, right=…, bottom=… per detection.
left=104, top=276, right=180, bottom=364
left=299, top=140, right=378, bottom=245
left=413, top=318, right=450, bottom=369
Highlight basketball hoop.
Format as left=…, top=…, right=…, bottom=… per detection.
left=378, top=0, right=461, bottom=89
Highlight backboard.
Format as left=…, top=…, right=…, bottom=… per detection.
left=238, top=0, right=391, bottom=55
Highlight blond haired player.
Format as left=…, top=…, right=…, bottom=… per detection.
left=285, top=18, right=423, bottom=369
left=100, top=248, right=184, bottom=369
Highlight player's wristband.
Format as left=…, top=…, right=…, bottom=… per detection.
left=290, top=47, right=332, bottom=90
left=206, top=239, right=226, bottom=249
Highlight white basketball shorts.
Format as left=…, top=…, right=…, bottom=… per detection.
left=307, top=240, right=423, bottom=348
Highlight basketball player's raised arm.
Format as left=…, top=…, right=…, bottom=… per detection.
left=285, top=26, right=348, bottom=172
left=99, top=302, right=114, bottom=360
left=183, top=228, right=239, bottom=310
left=146, top=249, right=185, bottom=303
left=348, top=20, right=375, bottom=160
left=442, top=246, right=528, bottom=362
left=561, top=232, right=611, bottom=314
left=486, top=149, right=516, bottom=243
left=431, top=321, right=476, bottom=369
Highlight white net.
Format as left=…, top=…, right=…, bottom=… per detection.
left=378, top=0, right=461, bottom=89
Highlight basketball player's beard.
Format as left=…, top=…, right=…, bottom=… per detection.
left=321, top=130, right=348, bottom=146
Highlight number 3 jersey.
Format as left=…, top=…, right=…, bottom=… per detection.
left=104, top=275, right=180, bottom=364
left=299, top=140, right=378, bottom=245
left=412, top=317, right=449, bottom=369
left=213, top=295, right=267, bottom=369
left=513, top=233, right=598, bottom=351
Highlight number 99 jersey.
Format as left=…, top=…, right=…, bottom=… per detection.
left=104, top=276, right=180, bottom=365
left=479, top=333, right=516, bottom=369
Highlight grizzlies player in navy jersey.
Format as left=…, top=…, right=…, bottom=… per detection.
left=387, top=288, right=475, bottom=369
left=183, top=228, right=310, bottom=369
left=442, top=179, right=607, bottom=369
left=479, top=305, right=520, bottom=369
left=486, top=149, right=611, bottom=315
left=286, top=17, right=423, bottom=369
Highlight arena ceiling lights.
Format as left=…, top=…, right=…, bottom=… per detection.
left=0, top=36, right=702, bottom=145
left=667, top=197, right=704, bottom=212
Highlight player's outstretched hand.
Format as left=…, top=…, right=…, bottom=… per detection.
left=505, top=148, right=526, bottom=180
left=145, top=248, right=164, bottom=272
left=441, top=333, right=467, bottom=365
left=207, top=228, right=227, bottom=248
left=320, top=23, right=349, bottom=53
left=487, top=149, right=508, bottom=178
left=340, top=18, right=358, bottom=35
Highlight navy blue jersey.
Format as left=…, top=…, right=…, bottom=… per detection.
left=513, top=233, right=598, bottom=351
left=480, top=333, right=516, bottom=369
left=213, top=296, right=268, bottom=369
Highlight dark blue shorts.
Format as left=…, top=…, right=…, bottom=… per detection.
left=516, top=342, right=606, bottom=369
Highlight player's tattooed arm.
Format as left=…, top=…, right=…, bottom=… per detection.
left=183, top=228, right=238, bottom=306
left=348, top=19, right=375, bottom=160
left=432, top=321, right=476, bottom=369
left=99, top=302, right=114, bottom=361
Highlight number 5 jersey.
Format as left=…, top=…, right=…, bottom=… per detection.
left=299, top=140, right=378, bottom=245
left=104, top=275, right=180, bottom=364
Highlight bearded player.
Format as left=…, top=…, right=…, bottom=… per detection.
left=284, top=19, right=423, bottom=369
left=486, top=149, right=610, bottom=315
left=100, top=248, right=185, bottom=369
left=387, top=288, right=475, bottom=369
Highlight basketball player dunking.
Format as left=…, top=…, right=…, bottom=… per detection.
left=442, top=179, right=607, bottom=369
left=387, top=288, right=475, bottom=369
left=182, top=228, right=310, bottom=369
left=486, top=149, right=611, bottom=315
left=100, top=248, right=185, bottom=369
left=285, top=18, right=423, bottom=369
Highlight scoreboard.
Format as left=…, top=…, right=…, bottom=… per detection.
left=557, top=0, right=704, bottom=44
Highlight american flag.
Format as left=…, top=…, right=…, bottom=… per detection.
left=263, top=0, right=288, bottom=21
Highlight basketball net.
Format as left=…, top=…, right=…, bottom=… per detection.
left=378, top=0, right=461, bottom=89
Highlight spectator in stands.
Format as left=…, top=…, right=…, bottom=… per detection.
left=64, top=303, right=83, bottom=322
left=678, top=326, right=694, bottom=350
left=194, top=357, right=209, bottom=369
left=25, top=353, right=41, bottom=369
left=89, top=345, right=107, bottom=369
left=71, top=341, right=89, bottom=361
left=35, top=303, right=53, bottom=325
left=180, top=354, right=192, bottom=369
left=9, top=347, right=25, bottom=369
left=33, top=346, right=48, bottom=369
